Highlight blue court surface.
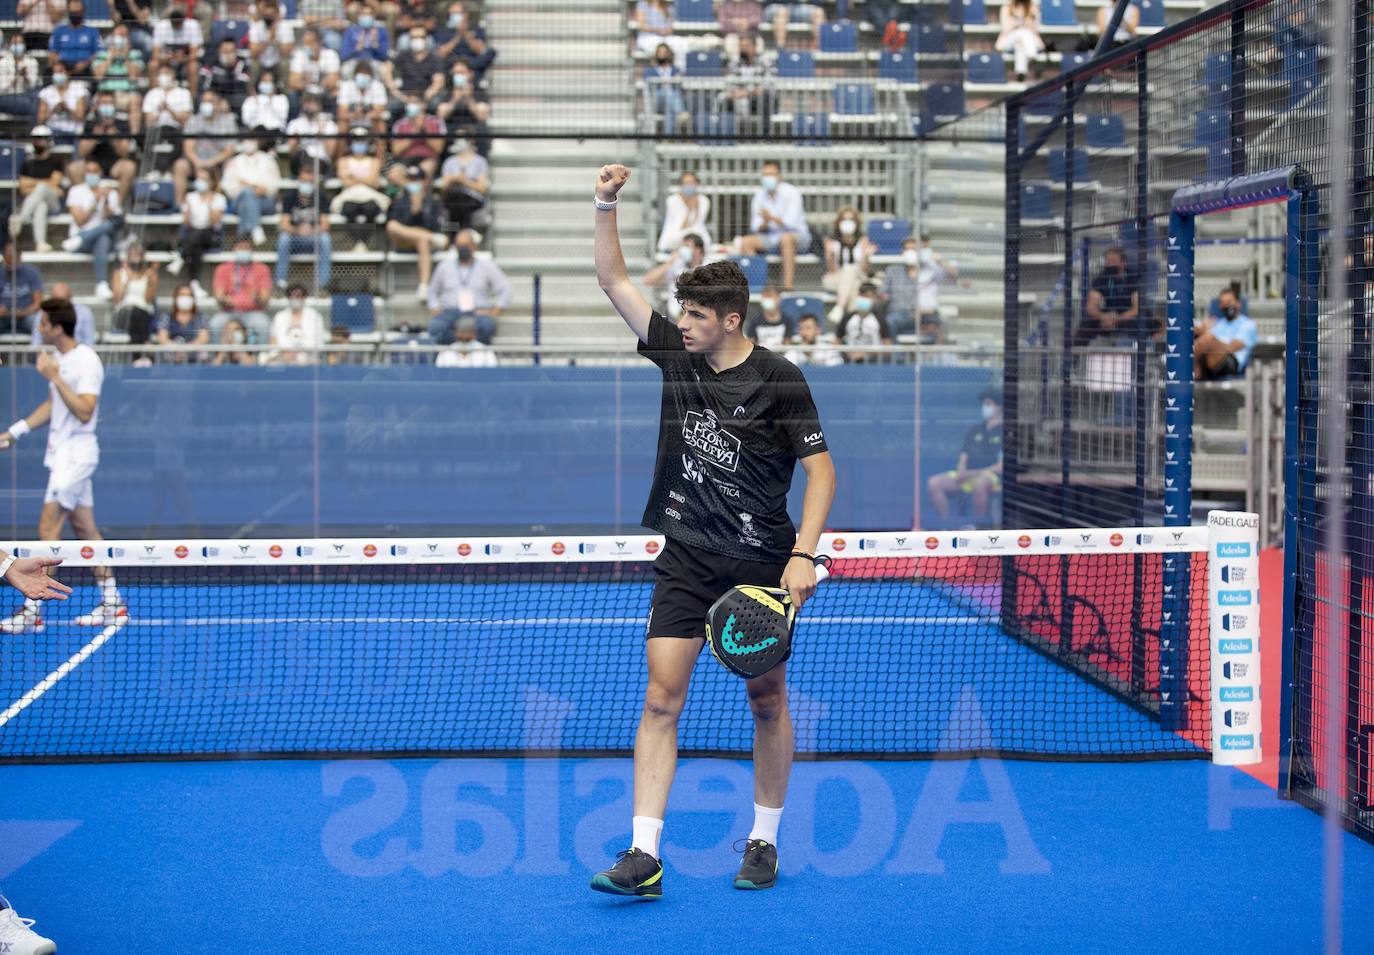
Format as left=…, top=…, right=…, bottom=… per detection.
left=1, top=756, right=1372, bottom=952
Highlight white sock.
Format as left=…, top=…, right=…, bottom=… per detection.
left=100, top=574, right=121, bottom=605
left=749, top=803, right=784, bottom=845
left=631, top=815, right=663, bottom=860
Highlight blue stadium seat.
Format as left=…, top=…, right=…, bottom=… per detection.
left=878, top=51, right=918, bottom=83
left=1021, top=182, right=1054, bottom=220
left=1134, top=0, right=1165, bottom=27
left=907, top=12, right=947, bottom=54
left=1047, top=148, right=1089, bottom=183
left=732, top=256, right=768, bottom=295
left=1084, top=113, right=1125, bottom=149
left=1195, top=109, right=1227, bottom=146
left=0, top=0, right=17, bottom=18
left=833, top=82, right=874, bottom=115
left=1202, top=51, right=1230, bottom=108
left=1285, top=47, right=1318, bottom=108
left=777, top=50, right=816, bottom=78
left=954, top=0, right=986, bottom=26
left=83, top=0, right=109, bottom=19
left=0, top=142, right=24, bottom=180
left=867, top=218, right=912, bottom=255
left=780, top=295, right=825, bottom=324
left=924, top=83, right=965, bottom=120
left=793, top=112, right=830, bottom=143
left=1205, top=143, right=1233, bottom=181
left=134, top=178, right=175, bottom=210
left=331, top=294, right=376, bottom=333
left=694, top=112, right=736, bottom=144
left=1061, top=52, right=1090, bottom=73
left=210, top=18, right=250, bottom=48
left=819, top=20, right=857, bottom=53
left=684, top=49, right=723, bottom=77
left=966, top=52, right=1005, bottom=85
left=674, top=0, right=714, bottom=22
left=1040, top=0, right=1077, bottom=27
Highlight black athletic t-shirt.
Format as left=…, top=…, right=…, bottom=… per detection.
left=961, top=421, right=1003, bottom=470
left=637, top=310, right=828, bottom=561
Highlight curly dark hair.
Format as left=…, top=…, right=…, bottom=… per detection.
left=673, top=260, right=750, bottom=326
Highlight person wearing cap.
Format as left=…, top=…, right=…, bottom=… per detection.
left=927, top=387, right=1003, bottom=526
left=274, top=163, right=332, bottom=290
left=0, top=31, right=43, bottom=120
left=386, top=166, right=448, bottom=299
left=435, top=315, right=496, bottom=367
left=12, top=125, right=62, bottom=251
left=0, top=240, right=44, bottom=334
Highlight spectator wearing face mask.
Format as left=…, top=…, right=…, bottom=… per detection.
left=141, top=66, right=192, bottom=172
left=211, top=234, right=271, bottom=342
left=744, top=285, right=797, bottom=348
left=387, top=26, right=446, bottom=104
left=337, top=61, right=388, bottom=127
left=36, top=62, right=87, bottom=139
left=823, top=206, right=874, bottom=321
left=642, top=232, right=704, bottom=318
left=927, top=388, right=1003, bottom=525
left=200, top=38, right=250, bottom=111
left=16, top=0, right=63, bottom=59
left=275, top=164, right=332, bottom=291
left=299, top=0, right=349, bottom=52
left=289, top=28, right=340, bottom=101
left=61, top=158, right=123, bottom=299
left=341, top=2, right=390, bottom=63
left=387, top=166, right=448, bottom=299
left=1075, top=245, right=1140, bottom=347
left=738, top=158, right=809, bottom=291
left=49, top=0, right=100, bottom=78
left=78, top=90, right=138, bottom=202
left=785, top=313, right=843, bottom=367
left=220, top=137, right=281, bottom=245
left=1194, top=284, right=1257, bottom=380
left=720, top=34, right=775, bottom=127
left=388, top=95, right=446, bottom=183
left=0, top=32, right=43, bottom=119
left=170, top=167, right=226, bottom=296
left=110, top=0, right=153, bottom=60
left=212, top=317, right=256, bottom=364
left=879, top=235, right=960, bottom=343
left=110, top=242, right=158, bottom=344
left=286, top=92, right=339, bottom=175
left=435, top=4, right=496, bottom=82
left=13, top=126, right=62, bottom=251
left=438, top=137, right=489, bottom=232
left=157, top=281, right=211, bottom=360
left=150, top=5, right=202, bottom=83
left=269, top=284, right=328, bottom=364
left=248, top=0, right=294, bottom=85
left=331, top=128, right=389, bottom=252
left=241, top=73, right=289, bottom=132
left=175, top=91, right=238, bottom=205
left=656, top=170, right=711, bottom=254
left=436, top=60, right=489, bottom=156
left=91, top=25, right=144, bottom=130
left=643, top=42, right=688, bottom=135
left=835, top=283, right=892, bottom=362
left=435, top=315, right=496, bottom=367
left=427, top=229, right=510, bottom=345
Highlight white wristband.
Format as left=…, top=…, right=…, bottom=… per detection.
left=0, top=556, right=14, bottom=582
left=594, top=195, right=618, bottom=211
left=8, top=420, right=29, bottom=440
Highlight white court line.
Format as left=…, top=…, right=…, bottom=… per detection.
left=100, top=615, right=988, bottom=627
left=0, top=620, right=127, bottom=729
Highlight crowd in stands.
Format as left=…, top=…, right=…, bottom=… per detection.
left=0, top=0, right=503, bottom=354
left=646, top=159, right=967, bottom=358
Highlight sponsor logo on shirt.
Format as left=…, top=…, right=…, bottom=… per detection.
left=682, top=409, right=742, bottom=472
left=665, top=506, right=682, bottom=520
left=803, top=431, right=824, bottom=445
left=738, top=512, right=763, bottom=547
left=681, top=453, right=704, bottom=484
left=669, top=489, right=686, bottom=504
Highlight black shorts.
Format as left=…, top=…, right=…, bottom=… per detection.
left=647, top=537, right=792, bottom=640
left=1198, top=352, right=1242, bottom=380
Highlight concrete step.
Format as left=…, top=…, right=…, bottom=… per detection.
left=493, top=45, right=629, bottom=69
left=491, top=65, right=635, bottom=96
left=489, top=112, right=636, bottom=135
left=488, top=0, right=623, bottom=11
left=491, top=171, right=642, bottom=199
left=485, top=8, right=625, bottom=35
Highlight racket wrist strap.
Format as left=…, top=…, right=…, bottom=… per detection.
left=789, top=550, right=815, bottom=561
left=0, top=556, right=14, bottom=581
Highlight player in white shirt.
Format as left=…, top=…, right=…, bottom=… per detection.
left=0, top=298, right=126, bottom=633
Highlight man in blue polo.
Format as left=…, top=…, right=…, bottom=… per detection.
left=1194, top=284, right=1258, bottom=380
left=49, top=0, right=102, bottom=78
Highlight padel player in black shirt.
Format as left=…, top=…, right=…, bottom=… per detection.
left=590, top=163, right=836, bottom=898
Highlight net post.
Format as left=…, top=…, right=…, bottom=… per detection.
left=1207, top=510, right=1262, bottom=765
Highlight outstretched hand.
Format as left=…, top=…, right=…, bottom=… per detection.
left=5, top=556, right=72, bottom=601
left=596, top=164, right=631, bottom=202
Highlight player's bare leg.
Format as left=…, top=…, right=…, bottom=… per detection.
left=69, top=505, right=126, bottom=626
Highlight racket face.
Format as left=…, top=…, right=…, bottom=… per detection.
left=706, top=585, right=794, bottom=679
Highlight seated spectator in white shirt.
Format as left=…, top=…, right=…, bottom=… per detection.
left=785, top=313, right=843, bottom=366
left=151, top=4, right=202, bottom=82
left=0, top=31, right=44, bottom=119
left=744, top=285, right=796, bottom=348
left=288, top=28, right=341, bottom=100
left=220, top=137, right=281, bottom=245
left=36, top=63, right=87, bottom=139
left=241, top=73, right=289, bottom=132
left=633, top=0, right=686, bottom=61
left=247, top=0, right=294, bottom=85
left=268, top=284, right=328, bottom=364
left=835, top=283, right=893, bottom=362
left=61, top=157, right=123, bottom=299
left=737, top=159, right=810, bottom=291
left=336, top=60, right=388, bottom=128
left=823, top=206, right=874, bottom=321
left=656, top=170, right=711, bottom=254
left=141, top=65, right=193, bottom=174
left=285, top=91, right=339, bottom=175
left=435, top=315, right=496, bottom=367
left=643, top=232, right=705, bottom=318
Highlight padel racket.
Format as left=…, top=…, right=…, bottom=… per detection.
left=706, top=559, right=830, bottom=679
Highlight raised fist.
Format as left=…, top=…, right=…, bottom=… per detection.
left=596, top=164, right=631, bottom=202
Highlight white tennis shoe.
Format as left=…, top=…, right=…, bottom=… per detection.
left=0, top=605, right=43, bottom=633
left=73, top=602, right=128, bottom=627
left=0, top=904, right=57, bottom=954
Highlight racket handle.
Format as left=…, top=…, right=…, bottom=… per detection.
left=814, top=562, right=830, bottom=583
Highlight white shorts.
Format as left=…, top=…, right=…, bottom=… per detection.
left=45, top=456, right=97, bottom=511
